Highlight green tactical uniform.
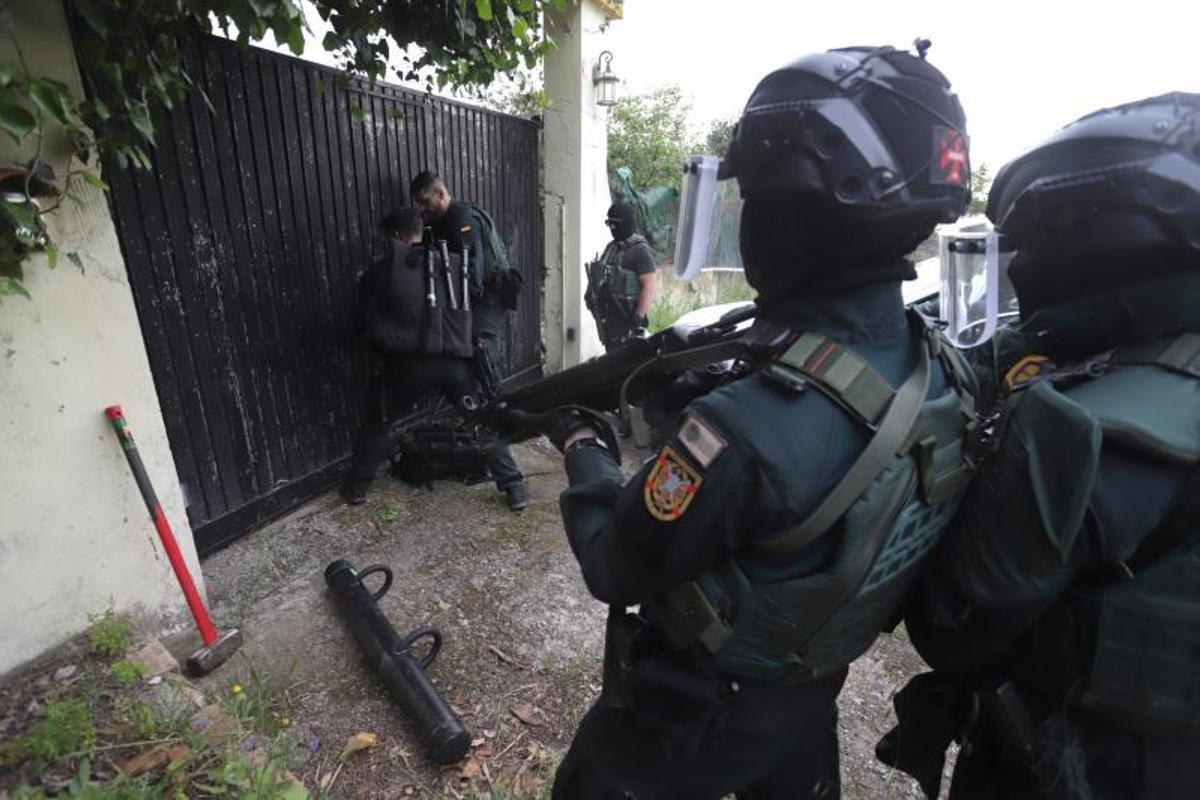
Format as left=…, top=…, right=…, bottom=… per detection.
left=879, top=90, right=1200, bottom=800
left=552, top=42, right=975, bottom=800
left=553, top=282, right=974, bottom=798
left=585, top=234, right=655, bottom=351
left=888, top=278, right=1200, bottom=800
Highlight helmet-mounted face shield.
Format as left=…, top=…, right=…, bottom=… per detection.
left=673, top=155, right=744, bottom=280
left=938, top=229, right=1019, bottom=347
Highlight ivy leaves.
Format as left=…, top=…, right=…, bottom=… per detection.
left=315, top=0, right=559, bottom=93
left=0, top=60, right=97, bottom=298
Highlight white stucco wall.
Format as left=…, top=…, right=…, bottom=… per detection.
left=542, top=1, right=615, bottom=370
left=0, top=2, right=200, bottom=676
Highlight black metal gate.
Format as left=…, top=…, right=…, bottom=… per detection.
left=104, top=34, right=542, bottom=556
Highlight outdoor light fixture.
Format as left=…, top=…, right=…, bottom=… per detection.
left=593, top=50, right=619, bottom=107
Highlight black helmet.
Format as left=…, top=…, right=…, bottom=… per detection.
left=988, top=93, right=1200, bottom=262
left=723, top=42, right=970, bottom=224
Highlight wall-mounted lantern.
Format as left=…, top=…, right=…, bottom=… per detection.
left=593, top=50, right=619, bottom=107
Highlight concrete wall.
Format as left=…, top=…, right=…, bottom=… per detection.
left=0, top=2, right=200, bottom=675
left=541, top=1, right=616, bottom=370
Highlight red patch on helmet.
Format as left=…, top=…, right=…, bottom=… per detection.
left=931, top=127, right=969, bottom=187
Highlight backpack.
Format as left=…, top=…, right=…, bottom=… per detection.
left=469, top=204, right=523, bottom=311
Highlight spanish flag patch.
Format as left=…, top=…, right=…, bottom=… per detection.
left=644, top=445, right=702, bottom=522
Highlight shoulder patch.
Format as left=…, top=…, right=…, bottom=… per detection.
left=1004, top=354, right=1055, bottom=391
left=678, top=414, right=727, bottom=469
left=644, top=445, right=703, bottom=522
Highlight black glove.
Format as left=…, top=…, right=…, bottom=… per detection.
left=498, top=404, right=621, bottom=463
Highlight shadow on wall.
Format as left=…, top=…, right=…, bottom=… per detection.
left=648, top=266, right=755, bottom=332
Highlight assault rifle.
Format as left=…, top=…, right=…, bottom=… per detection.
left=385, top=303, right=756, bottom=479
left=467, top=303, right=758, bottom=450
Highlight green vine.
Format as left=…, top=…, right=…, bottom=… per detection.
left=0, top=0, right=571, bottom=301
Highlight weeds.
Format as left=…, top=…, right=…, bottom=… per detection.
left=647, top=267, right=755, bottom=331
left=109, top=659, right=147, bottom=687
left=376, top=502, right=403, bottom=525
left=112, top=696, right=162, bottom=741
left=87, top=610, right=134, bottom=658
left=3, top=697, right=97, bottom=764
left=4, top=635, right=304, bottom=798
left=217, top=662, right=294, bottom=737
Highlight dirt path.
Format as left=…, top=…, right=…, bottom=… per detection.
left=195, top=439, right=942, bottom=798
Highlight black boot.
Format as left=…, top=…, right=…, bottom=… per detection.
left=339, top=474, right=372, bottom=506
left=504, top=482, right=529, bottom=511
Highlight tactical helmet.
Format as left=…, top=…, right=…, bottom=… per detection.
left=722, top=42, right=971, bottom=224
left=988, top=93, right=1200, bottom=266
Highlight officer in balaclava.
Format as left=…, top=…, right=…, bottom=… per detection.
left=879, top=93, right=1200, bottom=800
left=585, top=201, right=658, bottom=350
left=528, top=42, right=978, bottom=799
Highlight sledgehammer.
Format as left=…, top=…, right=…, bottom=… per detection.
left=105, top=406, right=242, bottom=675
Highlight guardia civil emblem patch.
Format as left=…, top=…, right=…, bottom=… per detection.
left=644, top=446, right=702, bottom=522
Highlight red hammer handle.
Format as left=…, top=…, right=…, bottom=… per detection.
left=105, top=405, right=218, bottom=646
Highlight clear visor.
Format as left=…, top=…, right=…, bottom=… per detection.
left=673, top=155, right=744, bottom=281
left=938, top=231, right=1018, bottom=347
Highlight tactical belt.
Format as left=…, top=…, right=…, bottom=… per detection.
left=1012, top=331, right=1200, bottom=389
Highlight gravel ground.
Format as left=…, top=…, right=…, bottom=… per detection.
left=181, top=438, right=948, bottom=798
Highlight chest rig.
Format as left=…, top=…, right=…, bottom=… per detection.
left=588, top=237, right=646, bottom=308
left=654, top=311, right=979, bottom=683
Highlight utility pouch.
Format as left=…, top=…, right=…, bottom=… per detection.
left=625, top=652, right=731, bottom=754
left=496, top=268, right=524, bottom=311
left=441, top=307, right=473, bottom=359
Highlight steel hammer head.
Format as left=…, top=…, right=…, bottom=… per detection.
left=185, top=629, right=243, bottom=676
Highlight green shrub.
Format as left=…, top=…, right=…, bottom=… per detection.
left=87, top=609, right=133, bottom=657
left=110, top=659, right=147, bottom=687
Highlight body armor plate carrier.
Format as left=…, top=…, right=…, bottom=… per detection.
left=586, top=235, right=648, bottom=347
left=1002, top=333, right=1200, bottom=732
left=655, top=312, right=979, bottom=683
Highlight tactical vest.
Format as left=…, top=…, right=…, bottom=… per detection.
left=654, top=314, right=979, bottom=683
left=588, top=236, right=647, bottom=310
left=995, top=333, right=1200, bottom=731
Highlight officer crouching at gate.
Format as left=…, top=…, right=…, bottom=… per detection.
left=586, top=201, right=658, bottom=350
left=877, top=93, right=1200, bottom=800
left=525, top=43, right=979, bottom=799
left=341, top=208, right=503, bottom=506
